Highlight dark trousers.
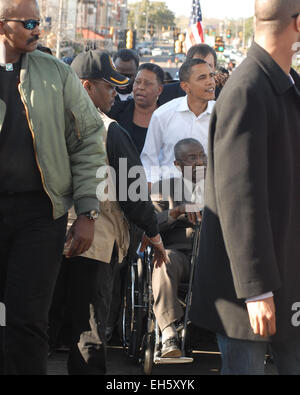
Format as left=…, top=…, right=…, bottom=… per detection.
left=67, top=248, right=118, bottom=375
left=48, top=256, right=72, bottom=350
left=0, top=192, right=67, bottom=375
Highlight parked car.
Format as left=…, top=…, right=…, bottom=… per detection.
left=151, top=48, right=163, bottom=57
left=168, top=52, right=186, bottom=63
left=138, top=47, right=152, bottom=56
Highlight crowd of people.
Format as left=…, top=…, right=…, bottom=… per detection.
left=0, top=0, right=300, bottom=376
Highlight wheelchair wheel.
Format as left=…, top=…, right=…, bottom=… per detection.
left=141, top=333, right=154, bottom=375
left=143, top=345, right=153, bottom=375
left=121, top=257, right=145, bottom=362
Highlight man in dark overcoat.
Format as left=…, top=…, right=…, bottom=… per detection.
left=190, top=0, right=300, bottom=375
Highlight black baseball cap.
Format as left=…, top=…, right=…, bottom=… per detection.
left=71, top=50, right=130, bottom=87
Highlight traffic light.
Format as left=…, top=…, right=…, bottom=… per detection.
left=117, top=30, right=126, bottom=49
left=174, top=33, right=185, bottom=54
left=126, top=30, right=136, bottom=49
left=178, top=33, right=186, bottom=42
left=214, top=36, right=225, bottom=52
left=226, top=29, right=232, bottom=39
left=173, top=27, right=180, bottom=39
left=174, top=40, right=182, bottom=54
left=126, top=30, right=133, bottom=49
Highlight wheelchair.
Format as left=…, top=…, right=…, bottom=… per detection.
left=120, top=220, right=201, bottom=375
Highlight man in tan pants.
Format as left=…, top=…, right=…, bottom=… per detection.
left=151, top=138, right=206, bottom=357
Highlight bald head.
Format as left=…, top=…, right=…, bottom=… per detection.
left=0, top=0, right=38, bottom=19
left=255, top=0, right=300, bottom=34
left=0, top=0, right=14, bottom=18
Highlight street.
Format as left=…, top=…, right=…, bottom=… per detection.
left=139, top=53, right=184, bottom=79
left=47, top=339, right=221, bottom=376
left=47, top=331, right=278, bottom=376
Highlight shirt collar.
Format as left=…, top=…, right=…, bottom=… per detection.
left=176, top=95, right=215, bottom=116
left=183, top=177, right=194, bottom=193
left=182, top=177, right=205, bottom=206
left=181, top=177, right=204, bottom=193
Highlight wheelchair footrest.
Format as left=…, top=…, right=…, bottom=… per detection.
left=154, top=356, right=194, bottom=365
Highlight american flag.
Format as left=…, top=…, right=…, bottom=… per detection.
left=185, top=0, right=205, bottom=51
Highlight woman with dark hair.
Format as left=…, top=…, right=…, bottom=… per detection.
left=106, top=63, right=164, bottom=340
left=108, top=62, right=164, bottom=154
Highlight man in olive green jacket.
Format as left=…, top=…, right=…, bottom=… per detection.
left=0, top=0, right=106, bottom=375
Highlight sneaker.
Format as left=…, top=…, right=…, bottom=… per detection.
left=161, top=336, right=182, bottom=358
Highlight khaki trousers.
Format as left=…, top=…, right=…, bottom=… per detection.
left=152, top=249, right=190, bottom=332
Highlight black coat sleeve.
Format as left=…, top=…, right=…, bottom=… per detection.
left=106, top=122, right=159, bottom=238
left=211, top=85, right=281, bottom=298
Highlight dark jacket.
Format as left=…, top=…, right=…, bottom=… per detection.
left=67, top=114, right=159, bottom=263
left=108, top=98, right=148, bottom=153
left=0, top=50, right=106, bottom=219
left=189, top=42, right=300, bottom=342
left=108, top=98, right=159, bottom=154
left=158, top=82, right=186, bottom=105
left=106, top=120, right=158, bottom=237
left=108, top=98, right=135, bottom=139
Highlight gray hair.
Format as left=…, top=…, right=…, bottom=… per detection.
left=174, top=138, right=204, bottom=161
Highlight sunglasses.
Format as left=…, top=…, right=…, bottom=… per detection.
left=292, top=13, right=299, bottom=18
left=0, top=19, right=40, bottom=30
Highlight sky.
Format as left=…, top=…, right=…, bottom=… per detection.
left=133, top=0, right=256, bottom=19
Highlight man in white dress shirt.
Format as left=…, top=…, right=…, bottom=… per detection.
left=141, top=58, right=215, bottom=185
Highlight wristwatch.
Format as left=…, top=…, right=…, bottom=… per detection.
left=82, top=210, right=99, bottom=221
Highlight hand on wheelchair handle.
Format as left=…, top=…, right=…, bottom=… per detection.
left=140, top=233, right=169, bottom=268
left=184, top=211, right=202, bottom=226
left=170, top=204, right=202, bottom=226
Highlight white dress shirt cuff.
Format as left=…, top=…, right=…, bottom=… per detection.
left=245, top=292, right=274, bottom=303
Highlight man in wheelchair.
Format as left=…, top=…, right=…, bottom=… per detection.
left=150, top=138, right=206, bottom=357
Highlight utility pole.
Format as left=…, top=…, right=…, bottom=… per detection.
left=40, top=0, right=46, bottom=21
left=56, top=0, right=64, bottom=58
left=134, top=2, right=140, bottom=38
left=145, top=5, right=149, bottom=38
left=242, top=16, right=246, bottom=49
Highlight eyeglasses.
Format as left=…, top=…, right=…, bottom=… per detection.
left=292, top=13, right=299, bottom=18
left=0, top=19, right=40, bottom=30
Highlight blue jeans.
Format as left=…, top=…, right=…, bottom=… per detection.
left=217, top=333, right=300, bottom=375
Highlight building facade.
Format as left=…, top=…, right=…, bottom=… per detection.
left=76, top=0, right=129, bottom=50
left=38, top=0, right=129, bottom=54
